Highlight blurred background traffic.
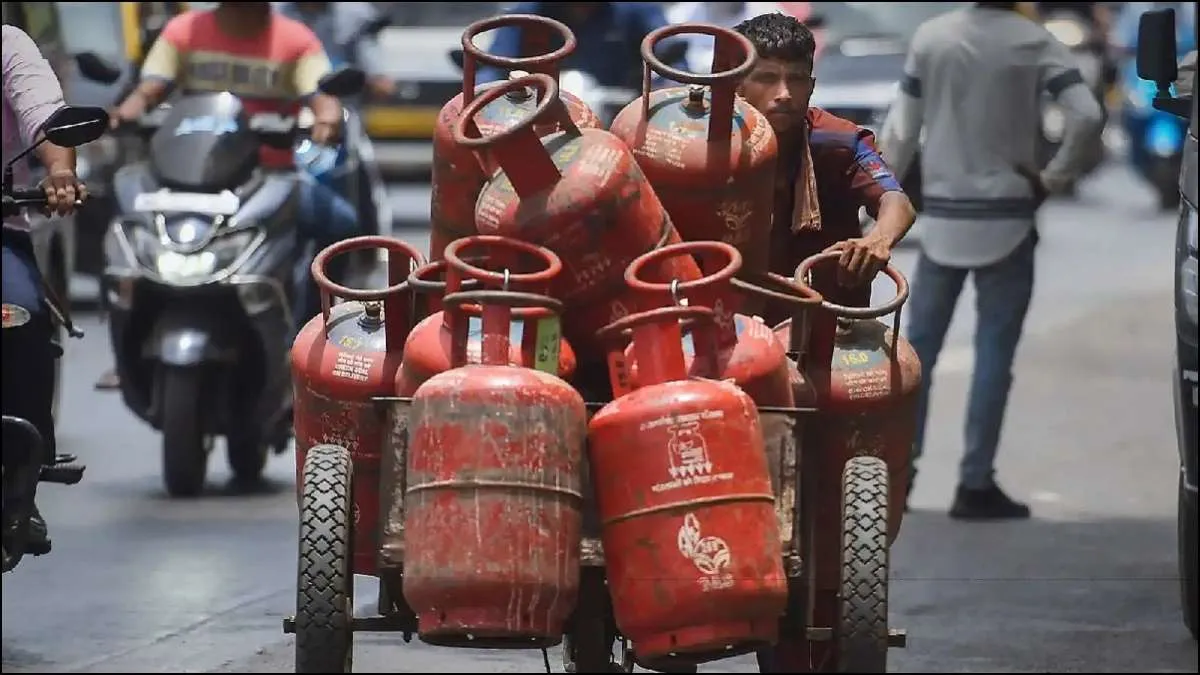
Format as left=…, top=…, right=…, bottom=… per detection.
left=2, top=1, right=1195, bottom=305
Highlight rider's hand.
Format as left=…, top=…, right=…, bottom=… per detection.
left=310, top=117, right=341, bottom=146
left=367, top=75, right=396, bottom=100
left=40, top=168, right=87, bottom=217
left=111, top=97, right=146, bottom=129
left=823, top=233, right=891, bottom=289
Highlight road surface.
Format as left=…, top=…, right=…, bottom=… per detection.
left=3, top=161, right=1196, bottom=673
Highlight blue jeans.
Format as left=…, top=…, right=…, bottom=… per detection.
left=2, top=229, right=57, bottom=463
left=293, top=177, right=360, bottom=335
left=907, top=230, right=1038, bottom=491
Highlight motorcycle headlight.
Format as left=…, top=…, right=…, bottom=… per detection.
left=163, top=215, right=215, bottom=248
left=1045, top=19, right=1085, bottom=48
left=152, top=228, right=259, bottom=284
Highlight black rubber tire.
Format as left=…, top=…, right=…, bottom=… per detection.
left=295, top=444, right=354, bottom=673
left=160, top=367, right=208, bottom=497
left=837, top=456, right=890, bottom=673
left=1179, top=474, right=1198, bottom=641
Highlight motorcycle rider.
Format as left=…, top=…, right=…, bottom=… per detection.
left=2, top=24, right=89, bottom=555
left=473, top=2, right=686, bottom=89
left=98, top=2, right=355, bottom=389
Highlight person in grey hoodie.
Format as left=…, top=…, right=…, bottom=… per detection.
left=2, top=23, right=89, bottom=554
left=879, top=2, right=1105, bottom=520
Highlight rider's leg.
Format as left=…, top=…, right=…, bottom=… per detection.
left=1, top=229, right=59, bottom=554
left=294, top=178, right=361, bottom=332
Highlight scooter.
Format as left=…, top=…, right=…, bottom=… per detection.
left=2, top=104, right=109, bottom=573
left=73, top=55, right=368, bottom=498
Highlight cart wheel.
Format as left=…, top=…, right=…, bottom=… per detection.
left=295, top=444, right=354, bottom=673
left=837, top=456, right=889, bottom=673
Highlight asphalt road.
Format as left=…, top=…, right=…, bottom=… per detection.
left=2, top=160, right=1197, bottom=673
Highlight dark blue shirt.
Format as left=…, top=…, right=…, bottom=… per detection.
left=474, top=2, right=683, bottom=89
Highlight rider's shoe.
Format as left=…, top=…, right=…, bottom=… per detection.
left=94, top=367, right=121, bottom=391
left=27, top=504, right=52, bottom=555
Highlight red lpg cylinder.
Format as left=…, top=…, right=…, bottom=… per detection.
left=588, top=304, right=787, bottom=664
left=430, top=14, right=602, bottom=265
left=397, top=235, right=577, bottom=395
left=291, top=236, right=424, bottom=577
left=403, top=287, right=587, bottom=648
left=452, top=72, right=702, bottom=361
left=621, top=241, right=823, bottom=409
left=781, top=251, right=921, bottom=542
left=609, top=24, right=776, bottom=313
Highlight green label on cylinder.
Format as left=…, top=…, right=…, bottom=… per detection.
left=534, top=316, right=561, bottom=375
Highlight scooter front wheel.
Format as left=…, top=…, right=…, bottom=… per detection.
left=160, top=366, right=209, bottom=497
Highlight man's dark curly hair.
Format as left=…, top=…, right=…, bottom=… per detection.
left=732, top=12, right=817, bottom=68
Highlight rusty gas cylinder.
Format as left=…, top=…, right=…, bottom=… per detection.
left=397, top=235, right=577, bottom=395
left=788, top=250, right=921, bottom=543
left=291, top=236, right=424, bottom=577
left=588, top=303, right=787, bottom=665
left=609, top=24, right=775, bottom=314
left=430, top=14, right=602, bottom=265
left=452, top=72, right=701, bottom=362
left=403, top=286, right=586, bottom=648
left=620, top=241, right=824, bottom=409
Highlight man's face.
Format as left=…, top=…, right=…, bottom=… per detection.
left=737, top=57, right=815, bottom=135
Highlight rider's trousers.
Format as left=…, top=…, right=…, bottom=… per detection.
left=1, top=227, right=58, bottom=464
left=292, top=178, right=361, bottom=337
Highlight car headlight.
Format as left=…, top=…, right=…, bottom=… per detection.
left=1182, top=208, right=1198, bottom=326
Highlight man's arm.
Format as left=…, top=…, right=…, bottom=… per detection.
left=1036, top=34, right=1105, bottom=193
left=1, top=26, right=73, bottom=173
left=291, top=28, right=341, bottom=143
left=118, top=17, right=186, bottom=116
left=878, top=22, right=928, bottom=183
left=825, top=129, right=917, bottom=287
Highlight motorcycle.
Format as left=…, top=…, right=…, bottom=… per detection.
left=72, top=56, right=368, bottom=498
left=1119, top=56, right=1189, bottom=210
left=3, top=104, right=109, bottom=573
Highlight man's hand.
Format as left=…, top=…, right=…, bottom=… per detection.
left=823, top=233, right=891, bottom=289
left=310, top=117, right=342, bottom=146
left=111, top=96, right=147, bottom=129
left=367, top=75, right=396, bottom=100
left=1016, top=165, right=1049, bottom=209
left=40, top=168, right=87, bottom=217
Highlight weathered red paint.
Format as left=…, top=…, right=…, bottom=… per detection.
left=621, top=241, right=823, bottom=410
left=452, top=72, right=701, bottom=363
left=784, top=251, right=921, bottom=547
left=764, top=252, right=920, bottom=671
left=291, top=236, right=424, bottom=577
left=403, top=287, right=586, bottom=647
left=609, top=24, right=776, bottom=313
left=588, top=304, right=787, bottom=665
left=430, top=14, right=601, bottom=268
left=398, top=236, right=577, bottom=395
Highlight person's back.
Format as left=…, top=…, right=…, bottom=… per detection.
left=141, top=7, right=330, bottom=169
left=902, top=5, right=1101, bottom=265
